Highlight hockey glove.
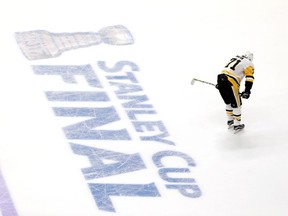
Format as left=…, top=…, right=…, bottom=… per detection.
left=242, top=81, right=253, bottom=99
left=241, top=91, right=250, bottom=99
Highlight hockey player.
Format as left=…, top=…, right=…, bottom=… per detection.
left=216, top=51, right=255, bottom=133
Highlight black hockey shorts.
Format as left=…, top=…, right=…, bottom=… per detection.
left=217, top=74, right=242, bottom=108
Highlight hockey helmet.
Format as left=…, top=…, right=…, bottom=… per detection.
left=243, top=51, right=253, bottom=61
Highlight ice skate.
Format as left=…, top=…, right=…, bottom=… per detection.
left=227, top=120, right=233, bottom=129
left=234, top=124, right=245, bottom=134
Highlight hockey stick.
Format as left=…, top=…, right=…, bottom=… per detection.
left=191, top=78, right=216, bottom=87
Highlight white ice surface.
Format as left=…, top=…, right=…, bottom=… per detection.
left=0, top=0, right=288, bottom=216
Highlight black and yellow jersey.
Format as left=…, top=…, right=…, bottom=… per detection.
left=222, top=55, right=254, bottom=86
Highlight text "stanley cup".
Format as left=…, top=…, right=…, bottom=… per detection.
left=15, top=25, right=134, bottom=60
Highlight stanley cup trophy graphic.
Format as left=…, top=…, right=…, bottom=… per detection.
left=15, top=25, right=134, bottom=60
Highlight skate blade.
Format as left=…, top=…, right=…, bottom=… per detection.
left=234, top=128, right=244, bottom=134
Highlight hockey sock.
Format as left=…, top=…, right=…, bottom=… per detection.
left=226, top=104, right=233, bottom=121
left=232, top=107, right=241, bottom=126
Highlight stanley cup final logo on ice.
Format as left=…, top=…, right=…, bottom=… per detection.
left=12, top=25, right=202, bottom=213
left=15, top=25, right=134, bottom=60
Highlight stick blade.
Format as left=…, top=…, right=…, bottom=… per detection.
left=191, top=78, right=196, bottom=85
